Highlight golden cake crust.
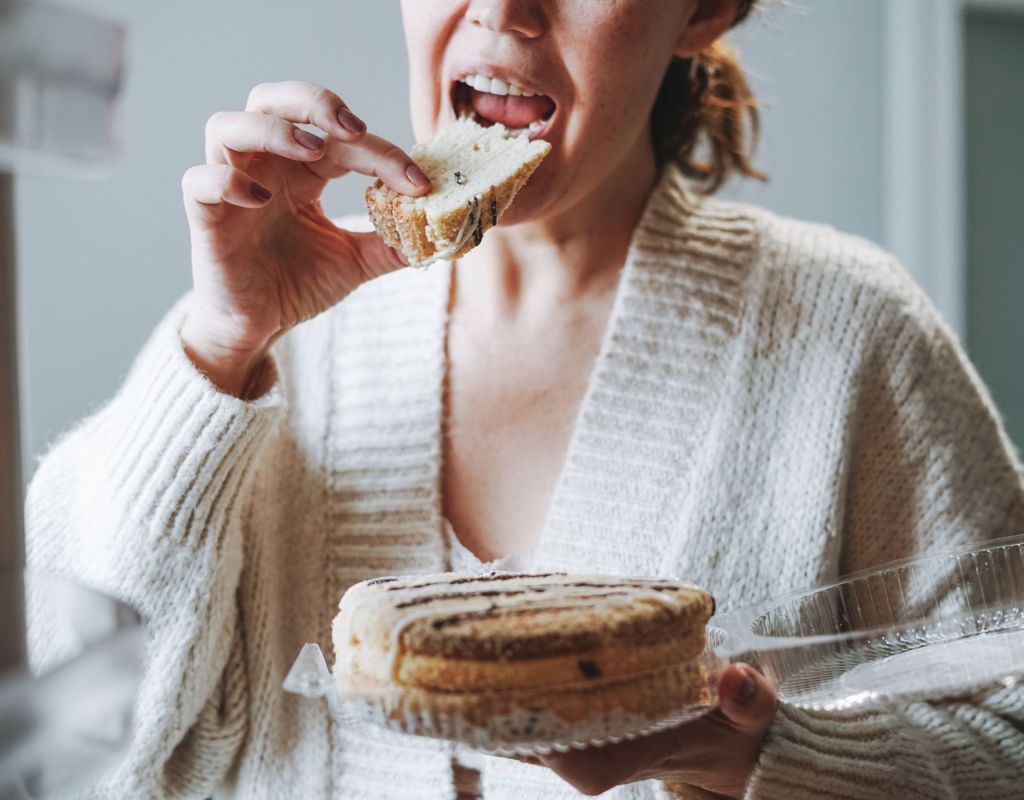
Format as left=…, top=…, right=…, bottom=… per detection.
left=364, top=121, right=550, bottom=265
left=340, top=658, right=712, bottom=728
left=333, top=572, right=714, bottom=692
left=395, top=631, right=707, bottom=692
left=398, top=584, right=713, bottom=660
left=331, top=572, right=717, bottom=749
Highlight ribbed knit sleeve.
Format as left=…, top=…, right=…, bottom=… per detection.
left=25, top=296, right=286, bottom=798
left=746, top=286, right=1024, bottom=799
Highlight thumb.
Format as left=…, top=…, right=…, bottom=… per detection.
left=716, top=663, right=777, bottom=732
left=344, top=230, right=409, bottom=281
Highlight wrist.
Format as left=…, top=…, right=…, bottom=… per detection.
left=179, top=314, right=274, bottom=399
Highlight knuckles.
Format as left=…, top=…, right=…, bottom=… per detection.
left=181, top=164, right=203, bottom=193
left=246, top=82, right=271, bottom=111
left=246, top=81, right=341, bottom=123
left=310, top=85, right=337, bottom=114
left=180, top=164, right=235, bottom=204
left=205, top=110, right=228, bottom=139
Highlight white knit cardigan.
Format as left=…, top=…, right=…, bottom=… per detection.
left=25, top=165, right=1024, bottom=799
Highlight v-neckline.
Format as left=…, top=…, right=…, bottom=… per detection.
left=436, top=218, right=643, bottom=573
left=432, top=165, right=755, bottom=578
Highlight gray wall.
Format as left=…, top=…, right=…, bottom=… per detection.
left=965, top=8, right=1024, bottom=451
left=16, top=0, right=1010, bottom=478
left=16, top=0, right=412, bottom=476
left=725, top=1, right=885, bottom=244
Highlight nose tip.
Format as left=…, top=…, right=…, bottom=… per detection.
left=467, top=0, right=544, bottom=39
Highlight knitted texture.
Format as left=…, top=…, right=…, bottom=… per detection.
left=24, top=164, right=1024, bottom=799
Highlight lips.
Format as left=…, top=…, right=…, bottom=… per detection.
left=451, top=70, right=557, bottom=137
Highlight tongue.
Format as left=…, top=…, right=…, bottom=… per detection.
left=470, top=89, right=555, bottom=129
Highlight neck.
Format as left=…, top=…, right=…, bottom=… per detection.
left=454, top=144, right=659, bottom=324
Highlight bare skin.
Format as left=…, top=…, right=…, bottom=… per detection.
left=400, top=0, right=723, bottom=562
left=442, top=142, right=654, bottom=559
left=179, top=82, right=432, bottom=397
left=178, top=1, right=776, bottom=796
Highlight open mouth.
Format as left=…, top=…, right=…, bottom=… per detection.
left=452, top=73, right=556, bottom=140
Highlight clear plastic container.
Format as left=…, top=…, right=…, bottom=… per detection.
left=284, top=632, right=725, bottom=755
left=712, top=534, right=1024, bottom=711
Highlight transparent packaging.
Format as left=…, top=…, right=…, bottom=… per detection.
left=712, top=534, right=1024, bottom=711
left=284, top=632, right=724, bottom=755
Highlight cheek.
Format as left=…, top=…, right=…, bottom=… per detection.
left=563, top=9, right=674, bottom=128
left=400, top=2, right=457, bottom=138
left=564, top=52, right=664, bottom=165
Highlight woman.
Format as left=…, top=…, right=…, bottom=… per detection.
left=26, top=1, right=1024, bottom=798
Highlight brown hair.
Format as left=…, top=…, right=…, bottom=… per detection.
left=651, top=0, right=765, bottom=193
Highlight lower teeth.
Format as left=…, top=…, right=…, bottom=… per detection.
left=459, top=111, right=547, bottom=135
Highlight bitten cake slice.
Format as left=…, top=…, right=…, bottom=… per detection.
left=365, top=118, right=550, bottom=267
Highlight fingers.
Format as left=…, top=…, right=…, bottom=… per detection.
left=535, top=667, right=779, bottom=798
left=206, top=80, right=432, bottom=197
left=205, top=110, right=327, bottom=166
left=310, top=132, right=431, bottom=195
left=182, top=164, right=270, bottom=223
left=540, top=749, right=660, bottom=796
left=716, top=663, right=777, bottom=733
left=539, top=734, right=678, bottom=797
left=497, top=753, right=543, bottom=766
left=246, top=80, right=366, bottom=142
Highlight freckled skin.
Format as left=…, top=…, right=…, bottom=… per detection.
left=399, top=1, right=698, bottom=228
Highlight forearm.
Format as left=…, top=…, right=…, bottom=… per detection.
left=25, top=298, right=284, bottom=795
left=24, top=295, right=285, bottom=629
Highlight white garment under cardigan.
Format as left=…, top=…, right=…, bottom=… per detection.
left=25, top=164, right=1024, bottom=799
left=443, top=522, right=532, bottom=800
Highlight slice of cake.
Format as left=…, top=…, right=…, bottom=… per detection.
left=331, top=571, right=718, bottom=752
left=365, top=118, right=550, bottom=267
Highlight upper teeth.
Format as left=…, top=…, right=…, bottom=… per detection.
left=462, top=73, right=537, bottom=98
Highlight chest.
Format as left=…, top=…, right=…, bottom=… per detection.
left=442, top=307, right=608, bottom=562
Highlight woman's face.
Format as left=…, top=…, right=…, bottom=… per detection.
left=400, top=0, right=700, bottom=227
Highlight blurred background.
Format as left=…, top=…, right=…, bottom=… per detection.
left=4, top=1, right=1022, bottom=793
left=12, top=0, right=1024, bottom=482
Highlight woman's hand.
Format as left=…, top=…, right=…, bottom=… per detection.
left=179, top=80, right=432, bottom=397
left=535, top=664, right=776, bottom=798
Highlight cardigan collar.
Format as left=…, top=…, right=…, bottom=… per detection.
left=327, top=164, right=758, bottom=586
left=528, top=165, right=759, bottom=576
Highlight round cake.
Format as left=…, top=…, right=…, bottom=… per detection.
left=331, top=571, right=718, bottom=752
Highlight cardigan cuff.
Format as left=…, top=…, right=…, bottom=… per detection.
left=103, top=305, right=282, bottom=496
left=26, top=298, right=286, bottom=615
left=744, top=703, right=942, bottom=800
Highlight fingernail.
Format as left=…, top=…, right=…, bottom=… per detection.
left=294, top=129, right=324, bottom=151
left=406, top=164, right=430, bottom=189
left=250, top=181, right=272, bottom=202
left=735, top=672, right=757, bottom=705
left=336, top=107, right=366, bottom=134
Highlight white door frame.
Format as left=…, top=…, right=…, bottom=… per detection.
left=884, top=0, right=1024, bottom=337
left=883, top=0, right=965, bottom=335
